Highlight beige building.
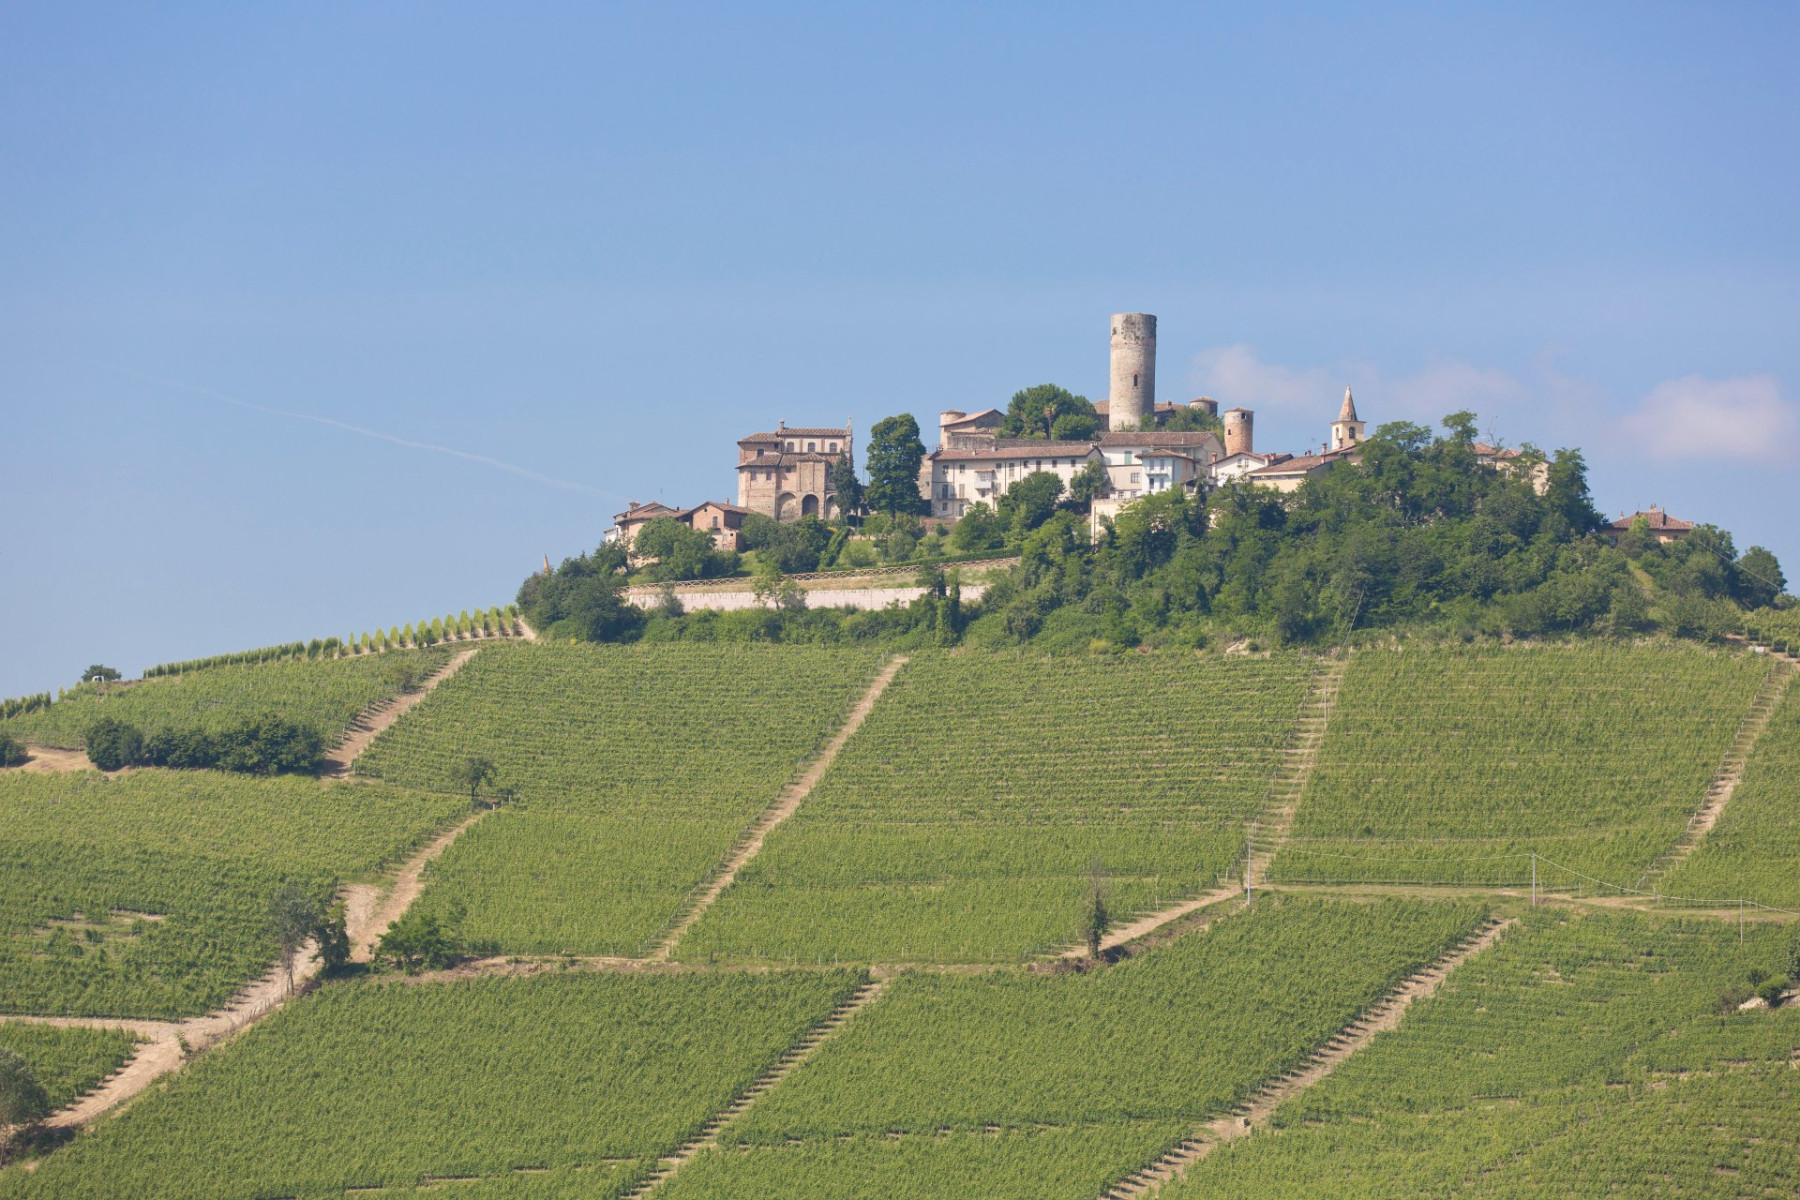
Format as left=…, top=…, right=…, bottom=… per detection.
left=1604, top=506, right=1694, bottom=546
left=921, top=436, right=1104, bottom=520
left=736, top=421, right=852, bottom=521
left=608, top=500, right=751, bottom=552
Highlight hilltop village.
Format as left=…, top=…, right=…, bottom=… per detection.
left=604, top=312, right=1586, bottom=554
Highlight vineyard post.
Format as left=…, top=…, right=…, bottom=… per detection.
left=1531, top=854, right=1537, bottom=907
left=1740, top=897, right=1744, bottom=947
left=1244, top=838, right=1252, bottom=903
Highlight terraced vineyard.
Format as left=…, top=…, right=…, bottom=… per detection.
left=654, top=899, right=1485, bottom=1197
left=1, top=970, right=865, bottom=1200
left=679, top=652, right=1317, bottom=963
left=4, top=639, right=1797, bottom=1198
left=353, top=642, right=888, bottom=955
left=0, top=770, right=464, bottom=1016
left=1272, top=644, right=1771, bottom=888
left=1164, top=910, right=1800, bottom=1198
left=1, top=649, right=453, bottom=751
left=0, top=1024, right=141, bottom=1111
left=1665, top=682, right=1800, bottom=908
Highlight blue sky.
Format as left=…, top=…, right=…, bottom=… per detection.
left=2, top=3, right=1796, bottom=694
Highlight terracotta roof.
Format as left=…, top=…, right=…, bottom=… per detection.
left=692, top=501, right=752, bottom=514
left=738, top=452, right=838, bottom=468
left=1100, top=431, right=1221, bottom=449
left=740, top=427, right=849, bottom=442
left=1606, top=507, right=1695, bottom=533
left=1472, top=442, right=1524, bottom=460
left=930, top=441, right=1101, bottom=463
left=613, top=502, right=685, bottom=523
left=1247, top=447, right=1357, bottom=477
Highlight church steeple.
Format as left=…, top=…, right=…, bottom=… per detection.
left=1330, top=385, right=1365, bottom=451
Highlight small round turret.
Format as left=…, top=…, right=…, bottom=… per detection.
left=1224, top=407, right=1254, bottom=456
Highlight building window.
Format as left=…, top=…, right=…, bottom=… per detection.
left=1131, top=472, right=1141, bottom=484
left=828, top=442, right=838, bottom=452
left=711, top=516, right=720, bottom=528
left=808, top=441, right=816, bottom=452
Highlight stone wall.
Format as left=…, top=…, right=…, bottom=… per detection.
left=625, top=583, right=990, bottom=612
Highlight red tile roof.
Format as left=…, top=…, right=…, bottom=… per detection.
left=1606, top=507, right=1695, bottom=533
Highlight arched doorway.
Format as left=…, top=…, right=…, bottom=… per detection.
left=776, top=492, right=797, bottom=521
left=801, top=494, right=820, bottom=517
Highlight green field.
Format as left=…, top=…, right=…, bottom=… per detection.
left=1665, top=676, right=1800, bottom=909
left=2, top=969, right=864, bottom=1200
left=679, top=652, right=1317, bottom=963
left=354, top=642, right=887, bottom=955
left=1272, top=644, right=1771, bottom=887
left=645, top=899, right=1487, bottom=1198
left=1, top=650, right=452, bottom=751
left=1163, top=910, right=1800, bottom=1198
left=0, top=1023, right=140, bottom=1111
left=0, top=770, right=464, bottom=1017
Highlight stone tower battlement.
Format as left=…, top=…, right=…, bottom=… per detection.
left=1108, top=313, right=1157, bottom=431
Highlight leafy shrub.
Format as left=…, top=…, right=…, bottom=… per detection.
left=1756, top=976, right=1788, bottom=1008
left=0, top=732, right=26, bottom=768
left=85, top=718, right=144, bottom=771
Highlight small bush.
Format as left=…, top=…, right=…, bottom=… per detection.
left=85, top=718, right=144, bottom=771
left=0, top=731, right=27, bottom=768
left=1757, top=977, right=1789, bottom=1008
left=1717, top=984, right=1754, bottom=1013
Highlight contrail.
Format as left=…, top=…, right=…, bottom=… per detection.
left=141, top=374, right=629, bottom=501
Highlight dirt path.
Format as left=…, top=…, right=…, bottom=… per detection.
left=1060, top=657, right=1348, bottom=960
left=516, top=616, right=538, bottom=642
left=9, top=805, right=489, bottom=1131
left=1634, top=658, right=1795, bottom=889
left=1102, top=917, right=1515, bottom=1199
left=645, top=656, right=909, bottom=961
left=322, top=646, right=482, bottom=777
left=624, top=978, right=891, bottom=1197
left=345, top=810, right=490, bottom=962
left=4, top=745, right=100, bottom=774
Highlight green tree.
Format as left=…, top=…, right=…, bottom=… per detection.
left=315, top=901, right=351, bottom=975
left=864, top=414, right=929, bottom=516
left=949, top=502, right=1005, bottom=553
left=997, top=471, right=1066, bottom=539
left=0, top=732, right=26, bottom=768
left=828, top=451, right=864, bottom=519
left=85, top=718, right=143, bottom=772
left=1161, top=404, right=1223, bottom=434
left=453, top=756, right=499, bottom=810
left=80, top=664, right=121, bottom=683
left=1067, top=459, right=1111, bottom=511
left=1085, top=861, right=1109, bottom=961
left=518, top=541, right=642, bottom=644
left=0, top=1049, right=50, bottom=1161
left=634, top=516, right=735, bottom=582
left=1734, top=546, right=1786, bottom=610
left=997, top=384, right=1098, bottom=441
left=376, top=910, right=457, bottom=974
left=269, top=882, right=322, bottom=994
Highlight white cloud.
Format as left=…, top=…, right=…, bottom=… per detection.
left=1617, top=374, right=1797, bottom=462
left=1188, top=344, right=1335, bottom=412
left=1186, top=344, right=1525, bottom=424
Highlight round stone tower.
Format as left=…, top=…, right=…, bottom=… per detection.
left=1223, top=407, right=1254, bottom=456
left=1108, top=313, right=1157, bottom=431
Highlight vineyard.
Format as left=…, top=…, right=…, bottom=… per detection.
left=1271, top=643, right=1771, bottom=888
left=2, top=970, right=864, bottom=1200
left=1664, top=683, right=1800, bottom=908
left=0, top=1024, right=140, bottom=1111
left=679, top=652, right=1317, bottom=963
left=1, top=649, right=454, bottom=752
left=1164, top=910, right=1800, bottom=1198
left=4, top=637, right=1800, bottom=1196
left=353, top=642, right=888, bottom=955
left=141, top=605, right=521, bottom=677
left=0, top=770, right=464, bottom=1017
left=1742, top=606, right=1800, bottom=654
